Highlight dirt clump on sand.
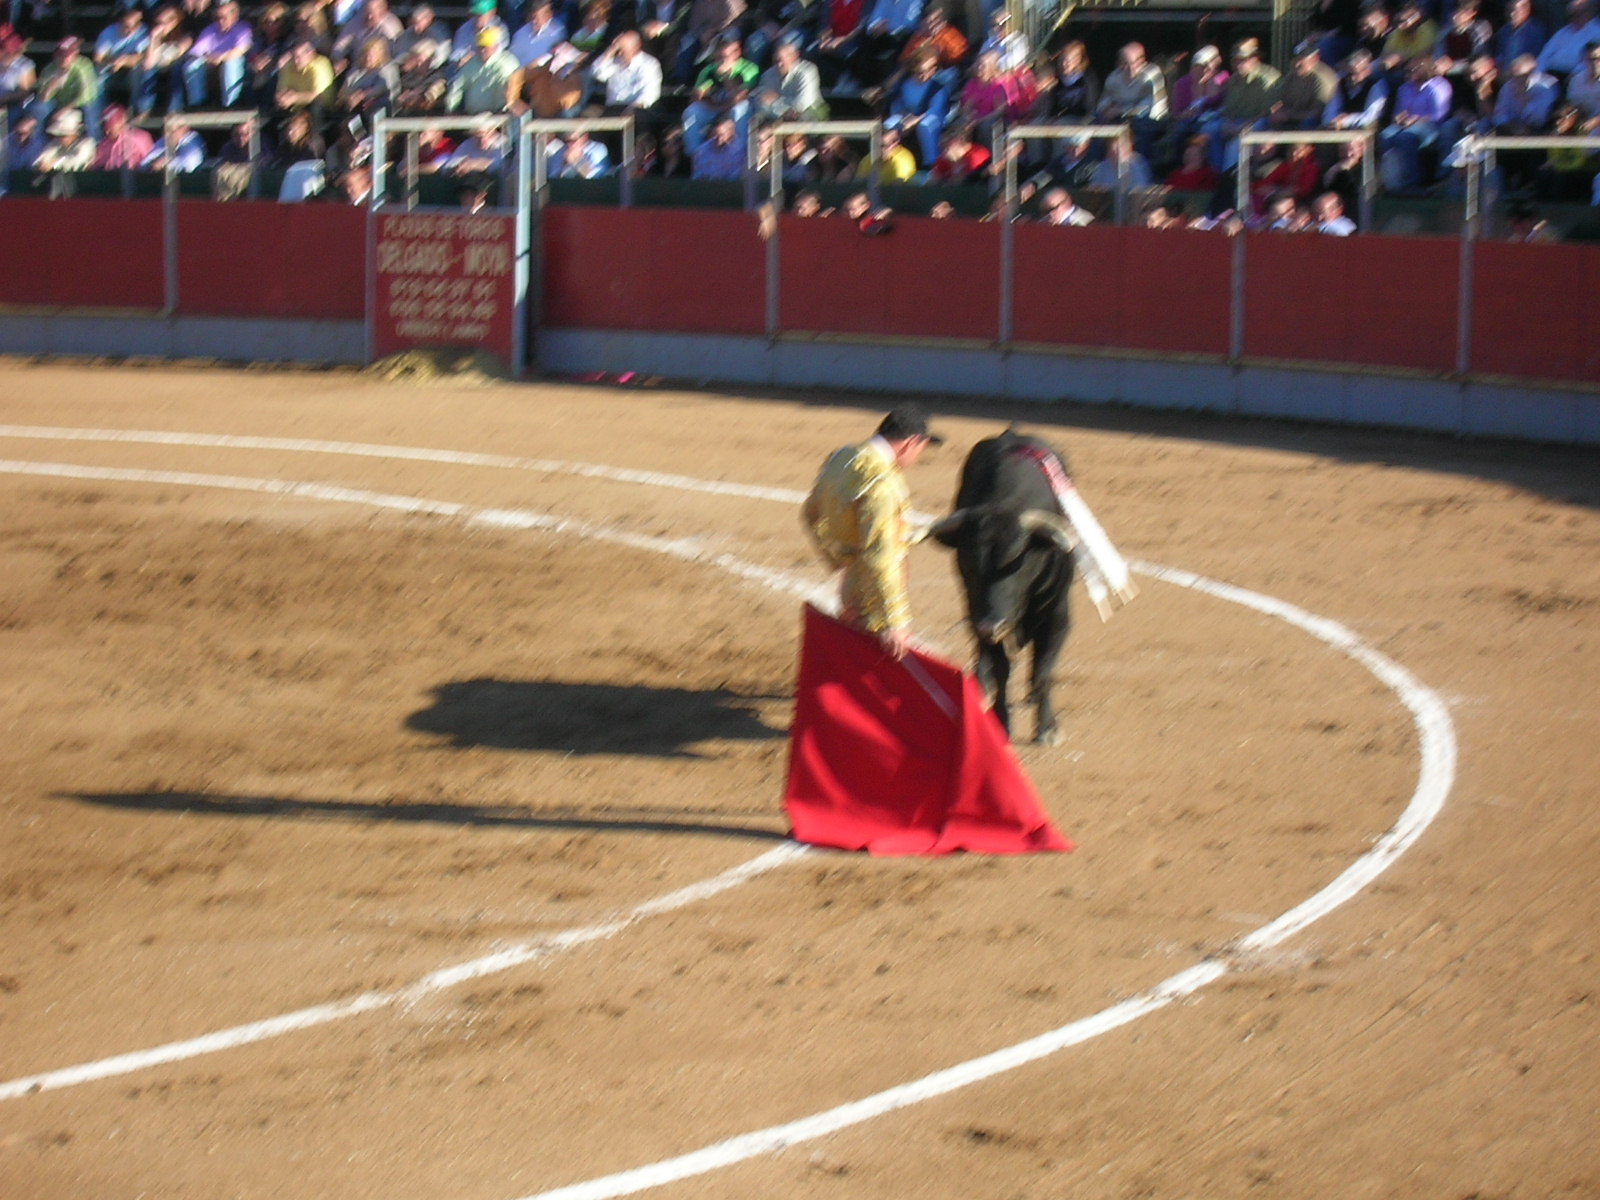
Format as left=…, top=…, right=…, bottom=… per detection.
left=365, top=347, right=511, bottom=384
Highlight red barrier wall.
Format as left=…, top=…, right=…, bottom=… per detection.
left=1469, top=242, right=1600, bottom=384
left=777, top=216, right=1000, bottom=341
left=1010, top=225, right=1232, bottom=356
left=1242, top=233, right=1460, bottom=373
left=542, top=207, right=764, bottom=334
left=176, top=201, right=366, bottom=319
left=0, top=198, right=165, bottom=309
left=9, top=198, right=1600, bottom=394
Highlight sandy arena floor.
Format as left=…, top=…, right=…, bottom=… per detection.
left=0, top=362, right=1596, bottom=1200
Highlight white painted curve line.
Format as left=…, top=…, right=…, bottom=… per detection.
left=0, top=459, right=830, bottom=609
left=0, top=425, right=809, bottom=504
left=0, top=843, right=808, bottom=1101
left=1131, top=560, right=1457, bottom=956
left=0, top=446, right=1460, bottom=1196
left=0, top=457, right=825, bottom=1101
left=509, top=568, right=1457, bottom=1200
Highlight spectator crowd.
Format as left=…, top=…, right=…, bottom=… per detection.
left=3, top=0, right=1599, bottom=226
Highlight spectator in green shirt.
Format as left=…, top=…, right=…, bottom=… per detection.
left=693, top=32, right=757, bottom=106
left=1211, top=37, right=1282, bottom=170
left=448, top=24, right=517, bottom=113
left=34, top=36, right=101, bottom=134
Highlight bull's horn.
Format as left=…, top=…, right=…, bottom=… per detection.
left=1019, top=508, right=1078, bottom=552
left=927, top=509, right=968, bottom=544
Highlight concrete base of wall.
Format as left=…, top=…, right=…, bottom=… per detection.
left=3, top=315, right=1594, bottom=446
left=0, top=314, right=366, bottom=366
left=537, top=329, right=1600, bottom=446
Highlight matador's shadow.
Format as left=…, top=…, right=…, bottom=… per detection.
left=405, top=677, right=787, bottom=759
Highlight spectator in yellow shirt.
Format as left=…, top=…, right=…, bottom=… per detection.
left=274, top=37, right=335, bottom=123
left=870, top=118, right=919, bottom=182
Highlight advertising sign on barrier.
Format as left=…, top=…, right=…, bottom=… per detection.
left=370, top=210, right=520, bottom=369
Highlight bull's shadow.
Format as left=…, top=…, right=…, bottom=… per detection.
left=405, top=677, right=785, bottom=758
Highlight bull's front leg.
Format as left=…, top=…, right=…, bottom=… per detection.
left=975, top=639, right=1012, bottom=738
left=1028, top=609, right=1070, bottom=746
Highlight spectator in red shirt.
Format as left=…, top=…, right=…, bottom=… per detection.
left=1166, top=135, right=1220, bottom=191
left=928, top=122, right=989, bottom=183
left=813, top=0, right=866, bottom=90
left=89, top=101, right=153, bottom=167
left=1252, top=140, right=1321, bottom=212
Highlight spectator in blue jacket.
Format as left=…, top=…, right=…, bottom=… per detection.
left=889, top=46, right=951, bottom=165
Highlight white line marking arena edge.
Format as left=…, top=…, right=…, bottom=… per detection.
left=0, top=436, right=1456, bottom=1200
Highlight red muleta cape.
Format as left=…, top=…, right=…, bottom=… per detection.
left=783, top=605, right=1073, bottom=856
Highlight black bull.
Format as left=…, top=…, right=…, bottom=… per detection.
left=930, top=430, right=1076, bottom=745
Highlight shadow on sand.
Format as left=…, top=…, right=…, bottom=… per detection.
left=61, top=790, right=791, bottom=842
left=60, top=679, right=797, bottom=842
left=404, top=677, right=788, bottom=758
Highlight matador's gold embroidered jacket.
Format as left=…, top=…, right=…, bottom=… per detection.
left=801, top=437, right=913, bottom=634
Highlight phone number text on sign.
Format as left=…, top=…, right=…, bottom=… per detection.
left=373, top=212, right=517, bottom=361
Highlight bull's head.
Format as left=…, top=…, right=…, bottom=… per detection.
left=932, top=507, right=1075, bottom=644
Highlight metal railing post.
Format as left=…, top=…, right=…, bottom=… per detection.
left=620, top=117, right=634, bottom=208
left=999, top=126, right=1016, bottom=345
left=372, top=111, right=389, bottom=207
left=1359, top=137, right=1375, bottom=231
left=868, top=120, right=882, bottom=210
left=1115, top=126, right=1130, bottom=225
left=1457, top=138, right=1481, bottom=380
left=1229, top=227, right=1245, bottom=370
left=515, top=118, right=534, bottom=375
left=162, top=114, right=178, bottom=316
left=1234, top=134, right=1250, bottom=221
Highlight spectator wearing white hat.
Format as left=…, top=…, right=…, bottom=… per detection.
left=1172, top=44, right=1227, bottom=120
left=36, top=105, right=96, bottom=172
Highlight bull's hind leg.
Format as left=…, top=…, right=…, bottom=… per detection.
left=976, top=640, right=1012, bottom=738
left=1029, top=614, right=1070, bottom=746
